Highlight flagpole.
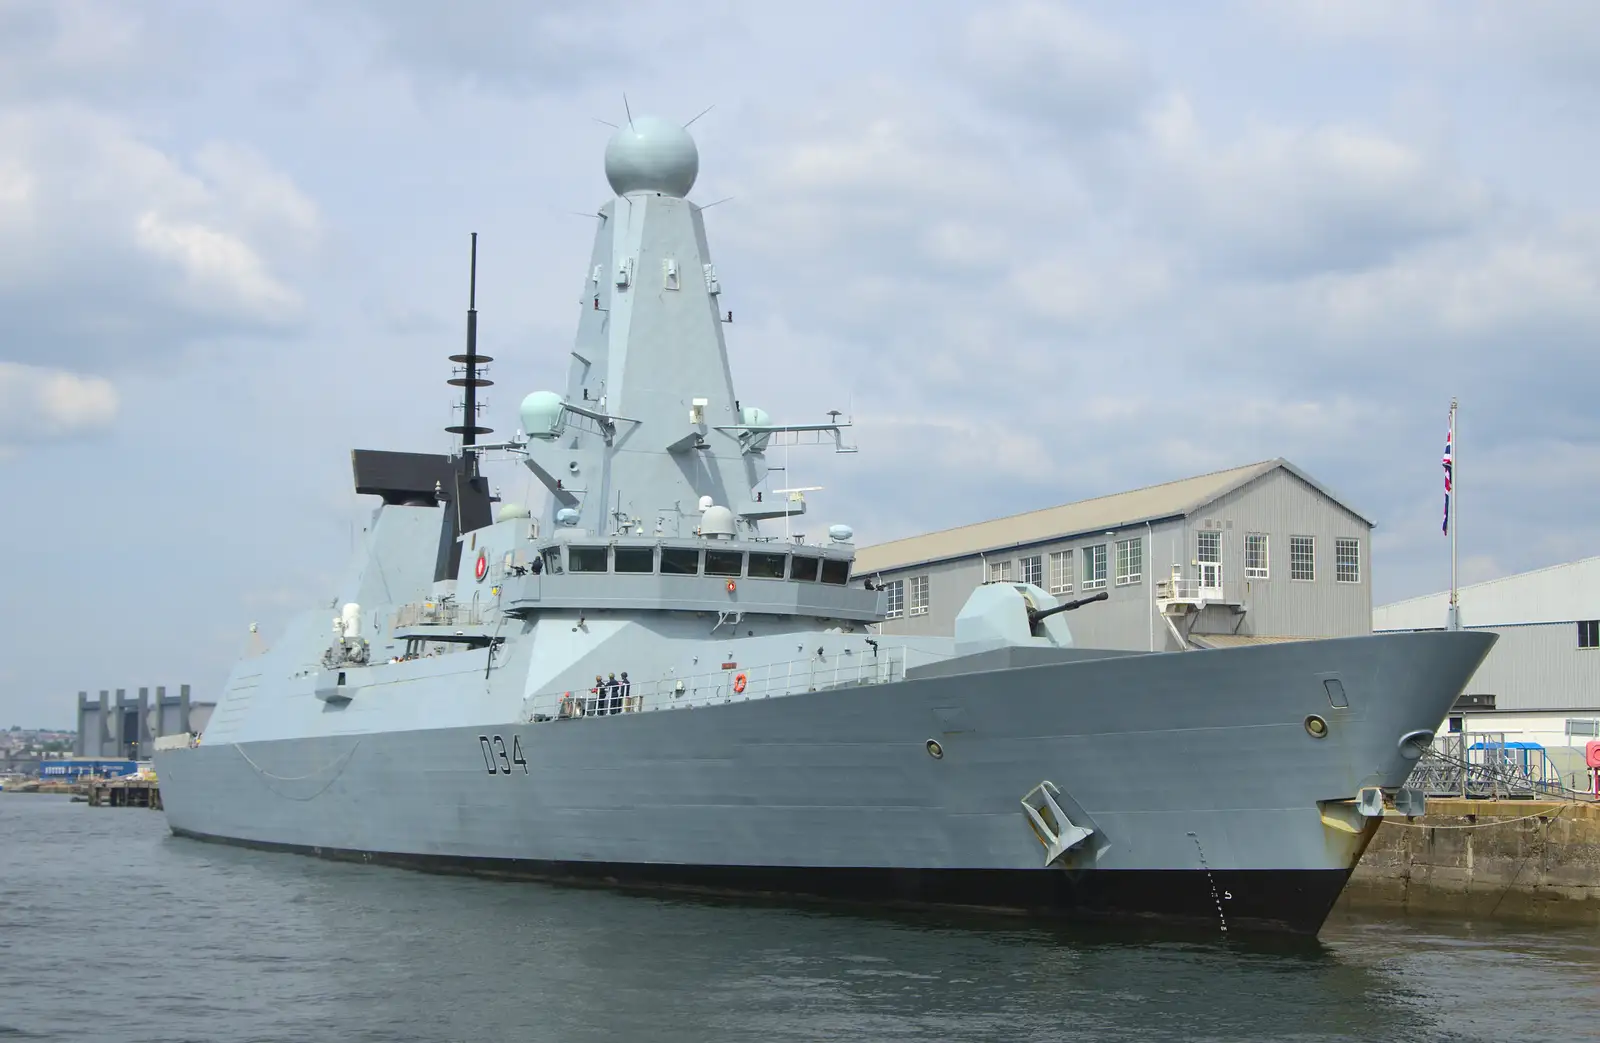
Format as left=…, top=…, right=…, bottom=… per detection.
left=1447, top=397, right=1459, bottom=631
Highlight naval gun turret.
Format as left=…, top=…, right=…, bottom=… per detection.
left=953, top=584, right=1107, bottom=657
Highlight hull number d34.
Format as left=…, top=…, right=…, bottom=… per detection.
left=479, top=734, right=529, bottom=775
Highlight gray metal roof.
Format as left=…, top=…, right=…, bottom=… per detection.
left=856, top=458, right=1374, bottom=575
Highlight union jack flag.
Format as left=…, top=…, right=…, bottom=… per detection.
left=1442, top=414, right=1453, bottom=534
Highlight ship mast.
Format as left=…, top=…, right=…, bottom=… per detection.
left=447, top=232, right=494, bottom=466
left=433, top=233, right=496, bottom=583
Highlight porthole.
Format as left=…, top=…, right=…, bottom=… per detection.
left=1304, top=715, right=1329, bottom=739
left=925, top=739, right=944, bottom=759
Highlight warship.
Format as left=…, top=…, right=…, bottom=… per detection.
left=154, top=116, right=1496, bottom=935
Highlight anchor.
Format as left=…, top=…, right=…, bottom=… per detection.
left=1021, top=781, right=1095, bottom=866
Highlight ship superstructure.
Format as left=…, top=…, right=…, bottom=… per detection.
left=153, top=116, right=1496, bottom=935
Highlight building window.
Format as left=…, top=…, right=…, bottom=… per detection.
left=909, top=575, right=929, bottom=616
left=1020, top=554, right=1043, bottom=587
left=1335, top=538, right=1360, bottom=583
left=1566, top=718, right=1600, bottom=738
left=1197, top=530, right=1220, bottom=564
left=1580, top=620, right=1600, bottom=649
left=987, top=559, right=1013, bottom=583
left=1290, top=536, right=1315, bottom=581
left=1082, top=544, right=1107, bottom=589
left=1245, top=533, right=1268, bottom=579
left=884, top=580, right=904, bottom=619
left=1048, top=551, right=1073, bottom=594
left=1115, top=538, right=1142, bottom=585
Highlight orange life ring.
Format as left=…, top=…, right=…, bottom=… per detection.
left=733, top=673, right=747, bottom=693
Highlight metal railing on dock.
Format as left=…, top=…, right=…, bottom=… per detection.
left=520, top=645, right=943, bottom=722
left=1408, top=732, right=1584, bottom=799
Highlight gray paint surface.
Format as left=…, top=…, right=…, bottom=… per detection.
left=153, top=119, right=1496, bottom=926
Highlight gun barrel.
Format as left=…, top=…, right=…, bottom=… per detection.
left=1028, top=589, right=1109, bottom=623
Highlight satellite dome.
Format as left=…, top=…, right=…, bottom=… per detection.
left=497, top=503, right=531, bottom=522
left=555, top=507, right=580, bottom=526
left=604, top=116, right=699, bottom=198
left=828, top=524, right=854, bottom=543
left=520, top=391, right=564, bottom=440
left=700, top=505, right=736, bottom=538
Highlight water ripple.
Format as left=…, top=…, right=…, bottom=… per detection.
left=0, top=795, right=1593, bottom=1043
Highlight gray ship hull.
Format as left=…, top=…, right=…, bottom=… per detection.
left=155, top=630, right=1493, bottom=934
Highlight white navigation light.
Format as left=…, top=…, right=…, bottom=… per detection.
left=604, top=115, right=699, bottom=198
left=520, top=391, right=565, bottom=440
left=828, top=524, right=854, bottom=543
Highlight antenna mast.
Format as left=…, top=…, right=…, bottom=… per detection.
left=446, top=232, right=494, bottom=473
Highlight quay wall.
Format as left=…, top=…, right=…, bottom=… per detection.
left=1338, top=798, right=1600, bottom=926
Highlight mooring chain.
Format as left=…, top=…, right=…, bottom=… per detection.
left=1187, top=831, right=1228, bottom=934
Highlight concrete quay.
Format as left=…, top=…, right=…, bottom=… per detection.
left=1339, top=797, right=1600, bottom=926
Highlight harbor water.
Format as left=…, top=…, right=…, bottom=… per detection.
left=2, top=796, right=1593, bottom=1043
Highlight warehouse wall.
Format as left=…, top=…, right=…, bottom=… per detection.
left=867, top=466, right=1372, bottom=649
left=1184, top=468, right=1372, bottom=640
left=1451, top=622, right=1600, bottom=714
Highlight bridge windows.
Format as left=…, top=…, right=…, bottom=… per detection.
left=614, top=546, right=655, bottom=573
left=568, top=546, right=609, bottom=573
left=705, top=550, right=744, bottom=576
left=661, top=547, right=701, bottom=575
left=529, top=542, right=850, bottom=588
left=748, top=551, right=787, bottom=579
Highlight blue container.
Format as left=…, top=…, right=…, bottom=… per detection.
left=38, top=759, right=139, bottom=780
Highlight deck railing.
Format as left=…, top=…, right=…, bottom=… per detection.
left=519, top=645, right=942, bottom=722
left=393, top=600, right=490, bottom=629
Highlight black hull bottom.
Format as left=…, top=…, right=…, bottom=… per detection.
left=169, top=828, right=1352, bottom=936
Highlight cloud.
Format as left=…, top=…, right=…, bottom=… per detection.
left=1137, top=94, right=1492, bottom=275
left=959, top=0, right=1150, bottom=134
left=326, top=0, right=749, bottom=95
left=0, top=362, right=118, bottom=450
left=0, top=0, right=193, bottom=103
left=3, top=0, right=1600, bottom=729
left=0, top=105, right=318, bottom=372
left=698, top=8, right=1600, bottom=617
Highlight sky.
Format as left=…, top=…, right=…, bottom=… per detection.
left=2, top=0, right=1596, bottom=727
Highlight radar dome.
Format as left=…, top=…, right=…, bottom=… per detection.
left=555, top=507, right=580, bottom=526
left=497, top=503, right=531, bottom=522
left=520, top=391, right=565, bottom=440
left=740, top=405, right=772, bottom=453
left=828, top=524, right=854, bottom=543
left=604, top=116, right=699, bottom=198
left=700, top=505, right=736, bottom=538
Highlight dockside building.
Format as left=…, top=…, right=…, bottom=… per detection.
left=1373, top=557, right=1600, bottom=748
left=855, top=459, right=1374, bottom=652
